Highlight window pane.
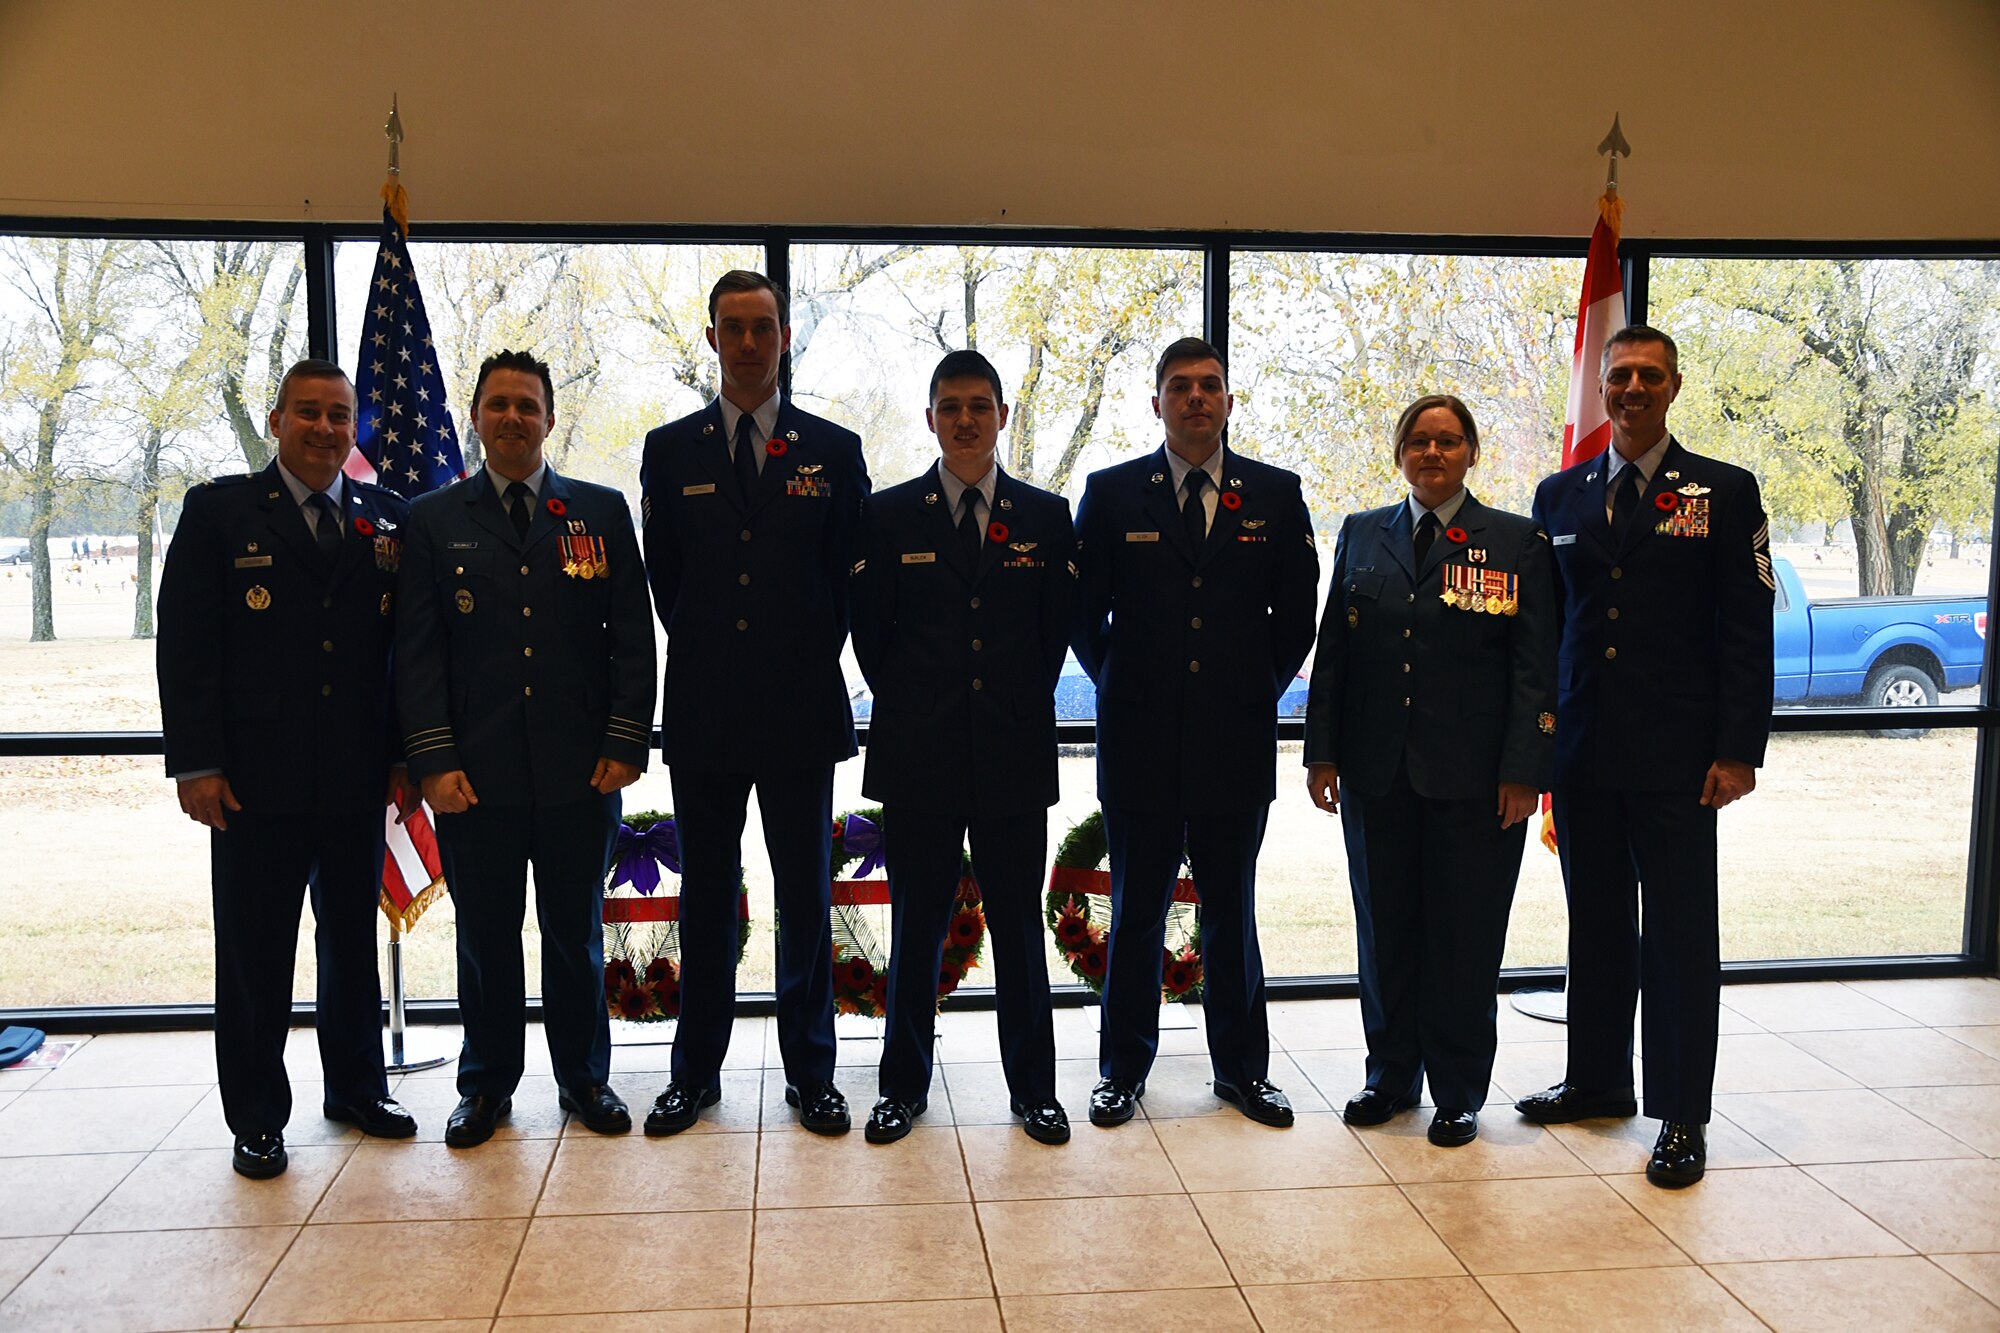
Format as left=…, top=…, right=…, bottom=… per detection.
left=0, top=237, right=309, bottom=732
left=1651, top=257, right=1999, bottom=710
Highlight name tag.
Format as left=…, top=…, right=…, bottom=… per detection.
left=681, top=483, right=716, bottom=496
left=1126, top=531, right=1160, bottom=543
left=233, top=555, right=272, bottom=568
left=1552, top=534, right=1577, bottom=547
left=447, top=541, right=479, bottom=550
left=901, top=552, right=937, bottom=564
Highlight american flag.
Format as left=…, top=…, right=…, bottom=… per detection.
left=350, top=184, right=462, bottom=934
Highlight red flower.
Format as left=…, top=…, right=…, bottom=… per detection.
left=1078, top=945, right=1108, bottom=978
left=866, top=974, right=889, bottom=1013
left=1445, top=526, right=1468, bottom=545
left=1054, top=911, right=1091, bottom=947
left=1219, top=489, right=1243, bottom=511
left=1655, top=492, right=1679, bottom=512
left=839, top=955, right=875, bottom=991
left=545, top=496, right=567, bottom=517
left=766, top=437, right=788, bottom=458
left=949, top=910, right=983, bottom=945
left=1162, top=951, right=1202, bottom=996
left=613, top=984, right=659, bottom=1021
left=649, top=978, right=681, bottom=1018
left=606, top=958, right=638, bottom=991
left=643, top=956, right=676, bottom=984
left=987, top=521, right=1009, bottom=544
left=353, top=515, right=375, bottom=537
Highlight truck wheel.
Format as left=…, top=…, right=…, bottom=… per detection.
left=1863, top=663, right=1937, bottom=739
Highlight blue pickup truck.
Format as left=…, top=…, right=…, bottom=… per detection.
left=1773, top=557, right=1988, bottom=735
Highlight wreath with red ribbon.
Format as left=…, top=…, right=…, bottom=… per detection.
left=829, top=807, right=985, bottom=1018
left=1044, top=811, right=1203, bottom=1003
left=601, top=810, right=750, bottom=1022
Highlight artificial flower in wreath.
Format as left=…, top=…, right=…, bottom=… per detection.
left=601, top=810, right=749, bottom=1022
left=1045, top=810, right=1203, bottom=1003
left=827, top=807, right=985, bottom=1018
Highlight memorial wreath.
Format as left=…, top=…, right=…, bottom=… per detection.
left=828, top=807, right=986, bottom=1018
left=601, top=810, right=750, bottom=1022
left=1045, top=810, right=1204, bottom=1002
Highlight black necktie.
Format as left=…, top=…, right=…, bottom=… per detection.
left=307, top=492, right=340, bottom=566
left=733, top=412, right=760, bottom=506
left=958, top=489, right=983, bottom=564
left=505, top=480, right=532, bottom=541
left=1611, top=466, right=1642, bottom=535
left=1413, top=511, right=1439, bottom=567
left=1182, top=469, right=1209, bottom=552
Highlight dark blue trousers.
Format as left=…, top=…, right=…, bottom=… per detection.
left=436, top=794, right=618, bottom=1098
left=670, top=765, right=836, bottom=1090
left=1554, top=784, right=1720, bottom=1124
left=210, top=807, right=388, bottom=1136
left=1100, top=804, right=1271, bottom=1087
left=878, top=807, right=1055, bottom=1105
left=1344, top=768, right=1525, bottom=1111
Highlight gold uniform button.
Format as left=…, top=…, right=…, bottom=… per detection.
left=321, top=684, right=333, bottom=697
left=322, top=596, right=333, bottom=609
left=520, top=564, right=530, bottom=576
left=454, top=565, right=464, bottom=575
left=524, top=686, right=533, bottom=697
left=740, top=530, right=752, bottom=542
left=523, top=647, right=533, bottom=658
left=969, top=597, right=981, bottom=609
left=1191, top=576, right=1203, bottom=588
left=1189, top=660, right=1201, bottom=673
left=736, top=619, right=749, bottom=631
left=972, top=679, right=984, bottom=691
left=1605, top=647, right=1618, bottom=660
left=522, top=607, right=532, bottom=617
left=322, top=640, right=334, bottom=652
left=738, top=573, right=751, bottom=586
left=1406, top=593, right=1416, bottom=603
left=1402, top=628, right=1412, bottom=639
left=1404, top=697, right=1412, bottom=707
left=1610, top=566, right=1623, bottom=580
left=971, top=639, right=983, bottom=652
left=1402, top=662, right=1411, bottom=673
left=1190, top=616, right=1203, bottom=629
left=1607, top=607, right=1620, bottom=620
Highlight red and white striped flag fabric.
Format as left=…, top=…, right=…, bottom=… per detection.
left=1561, top=191, right=1627, bottom=468
left=380, top=803, right=447, bottom=936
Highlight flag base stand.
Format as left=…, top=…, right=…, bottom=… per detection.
left=382, top=934, right=452, bottom=1073
left=1510, top=986, right=1569, bottom=1024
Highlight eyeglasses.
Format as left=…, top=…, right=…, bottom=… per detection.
left=1402, top=434, right=1469, bottom=455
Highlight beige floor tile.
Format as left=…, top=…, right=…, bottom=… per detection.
left=1713, top=1088, right=1982, bottom=1164
left=0, top=1083, right=208, bottom=1157
left=1546, top=1113, right=1784, bottom=1174
left=1487, top=1039, right=1603, bottom=1103
left=1245, top=1276, right=1509, bottom=1331
left=754, top=1202, right=987, bottom=1304
left=1721, top=981, right=1916, bottom=1033
left=0, top=1237, right=57, bottom=1302
left=1005, top=1287, right=1258, bottom=1332
left=1846, top=978, right=2000, bottom=1028
left=1049, top=1008, right=1101, bottom=1061
left=1607, top=1165, right=1909, bottom=1264
left=1714, top=1003, right=1767, bottom=1036
left=1941, top=1026, right=2000, bottom=1061
left=939, top=1059, right=1099, bottom=1126
left=538, top=1131, right=757, bottom=1214
left=1404, top=1175, right=1687, bottom=1275
left=981, top=1194, right=1230, bottom=1294
left=1129, top=1052, right=1328, bottom=1120
left=1710, top=1255, right=2000, bottom=1330
left=606, top=1017, right=763, bottom=1073
left=388, top=1073, right=573, bottom=1142
left=1930, top=1253, right=2000, bottom=1305
left=752, top=1297, right=999, bottom=1331
left=499, top=1313, right=745, bottom=1333
left=0, top=1070, right=46, bottom=1094
left=249, top=1218, right=524, bottom=1325
left=254, top=1322, right=497, bottom=1333
left=1809, top=1159, right=2000, bottom=1252
left=831, top=1035, right=885, bottom=1068
left=601, top=1068, right=764, bottom=1134
left=31, top=1031, right=217, bottom=1090
left=756, top=1066, right=896, bottom=1133
left=0, top=1152, right=143, bottom=1237
left=0, top=1224, right=295, bottom=1332
left=1496, top=995, right=1574, bottom=1041
left=1481, top=1264, right=1764, bottom=1331
left=755, top=1123, right=967, bottom=1207
left=78, top=1145, right=350, bottom=1232
left=0, top=1092, right=14, bottom=1116
left=1788, top=1027, right=2000, bottom=1088
left=933, top=1012, right=1008, bottom=1066
left=957, top=1120, right=1181, bottom=1200
left=503, top=1210, right=750, bottom=1314
left=155, top=1082, right=364, bottom=1150
left=1194, top=1186, right=1463, bottom=1284
left=359, top=1024, right=469, bottom=1079
left=1712, top=1033, right=1859, bottom=1094
left=312, top=1138, right=554, bottom=1222
left=1268, top=996, right=1366, bottom=1051
left=1153, top=1111, right=1385, bottom=1191
left=1354, top=1110, right=1592, bottom=1183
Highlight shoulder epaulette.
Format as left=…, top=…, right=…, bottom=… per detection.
left=206, top=472, right=258, bottom=487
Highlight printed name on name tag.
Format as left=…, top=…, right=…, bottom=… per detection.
left=1126, top=531, right=1161, bottom=542
left=682, top=483, right=716, bottom=496
left=901, top=551, right=937, bottom=564
left=1552, top=534, right=1577, bottom=546
left=233, top=555, right=273, bottom=568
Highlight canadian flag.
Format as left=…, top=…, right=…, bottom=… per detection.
left=1562, top=192, right=1628, bottom=468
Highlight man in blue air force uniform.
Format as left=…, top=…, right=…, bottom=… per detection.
left=1074, top=337, right=1320, bottom=1129
left=638, top=271, right=870, bottom=1136
left=852, top=350, right=1078, bottom=1146
left=159, top=358, right=417, bottom=1179
left=396, top=349, right=655, bottom=1148
left=1517, top=325, right=1775, bottom=1188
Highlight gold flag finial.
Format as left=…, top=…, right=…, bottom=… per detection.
left=381, top=95, right=409, bottom=239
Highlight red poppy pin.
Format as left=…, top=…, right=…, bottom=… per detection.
left=545, top=496, right=567, bottom=517
left=352, top=516, right=375, bottom=537
left=1219, top=489, right=1243, bottom=511
left=1445, top=526, right=1469, bottom=545
left=766, top=437, right=788, bottom=458
left=1655, top=492, right=1679, bottom=512
left=987, top=521, right=1010, bottom=543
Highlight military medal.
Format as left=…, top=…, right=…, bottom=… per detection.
left=245, top=585, right=271, bottom=611
left=380, top=592, right=393, bottom=616
left=455, top=588, right=474, bottom=614
left=560, top=535, right=609, bottom=579
left=372, top=534, right=400, bottom=574
left=1538, top=711, right=1555, bottom=735
left=1441, top=563, right=1519, bottom=616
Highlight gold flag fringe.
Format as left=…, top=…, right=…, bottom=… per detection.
left=382, top=177, right=410, bottom=239
left=380, top=874, right=447, bottom=938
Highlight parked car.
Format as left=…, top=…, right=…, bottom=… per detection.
left=0, top=541, right=31, bottom=566
left=850, top=650, right=1313, bottom=723
left=1772, top=556, right=1988, bottom=737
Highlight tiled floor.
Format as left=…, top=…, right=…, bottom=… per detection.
left=1, top=978, right=1998, bottom=1330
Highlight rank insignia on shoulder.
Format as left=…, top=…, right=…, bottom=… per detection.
left=1009, top=541, right=1038, bottom=553
left=455, top=588, right=474, bottom=614
left=1538, top=711, right=1556, bottom=735
left=851, top=559, right=866, bottom=574
left=245, top=585, right=271, bottom=611
left=1066, top=560, right=1078, bottom=578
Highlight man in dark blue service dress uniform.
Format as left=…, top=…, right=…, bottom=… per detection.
left=638, top=271, right=870, bottom=1136
left=852, top=350, right=1078, bottom=1146
left=159, top=358, right=417, bottom=1179
left=1517, top=325, right=1775, bottom=1187
left=397, top=350, right=655, bottom=1148
left=1304, top=393, right=1556, bottom=1149
left=1074, top=337, right=1319, bottom=1129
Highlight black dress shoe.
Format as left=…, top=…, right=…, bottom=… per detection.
left=1011, top=1098, right=1072, bottom=1145
left=1342, top=1088, right=1419, bottom=1126
left=1647, top=1121, right=1707, bottom=1188
left=863, top=1096, right=927, bottom=1144
left=1215, top=1079, right=1295, bottom=1128
left=1428, top=1108, right=1479, bottom=1147
left=323, top=1097, right=418, bottom=1139
left=559, top=1084, right=632, bottom=1135
left=644, top=1082, right=719, bottom=1137
left=1087, top=1077, right=1144, bottom=1127
left=231, top=1132, right=287, bottom=1180
left=1513, top=1082, right=1639, bottom=1124
left=785, top=1081, right=852, bottom=1135
left=444, top=1094, right=511, bottom=1148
